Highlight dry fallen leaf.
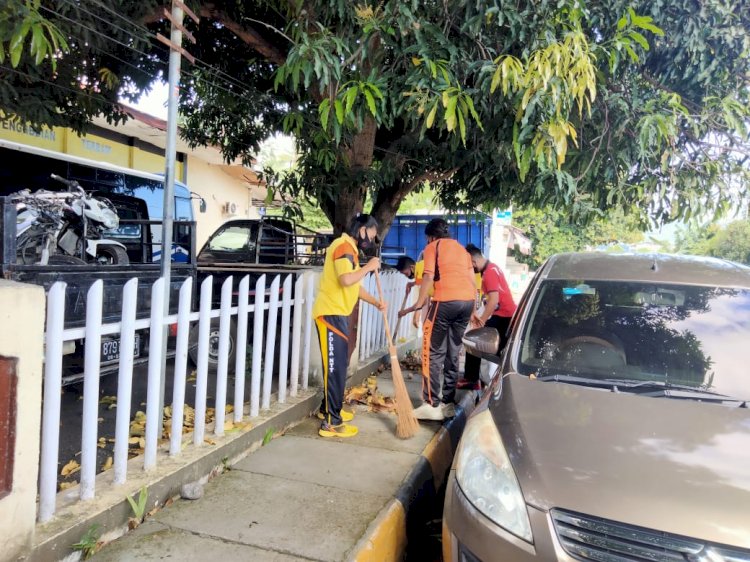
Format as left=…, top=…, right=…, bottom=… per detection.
left=101, top=456, right=113, bottom=471
left=100, top=395, right=117, bottom=405
left=59, top=481, right=76, bottom=491
left=223, top=420, right=234, bottom=432
left=61, top=459, right=80, bottom=477
left=204, top=438, right=216, bottom=446
left=344, top=384, right=370, bottom=404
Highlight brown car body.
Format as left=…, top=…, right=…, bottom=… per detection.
left=443, top=253, right=750, bottom=562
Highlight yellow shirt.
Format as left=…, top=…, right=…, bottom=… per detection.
left=414, top=260, right=434, bottom=297
left=312, top=234, right=361, bottom=318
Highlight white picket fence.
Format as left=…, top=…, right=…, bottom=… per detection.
left=37, top=269, right=415, bottom=522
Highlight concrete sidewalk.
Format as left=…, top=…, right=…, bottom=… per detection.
left=92, top=370, right=475, bottom=562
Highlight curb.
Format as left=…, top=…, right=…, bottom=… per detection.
left=347, top=389, right=478, bottom=562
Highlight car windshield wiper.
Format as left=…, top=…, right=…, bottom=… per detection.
left=535, top=375, right=747, bottom=406
left=615, top=381, right=747, bottom=405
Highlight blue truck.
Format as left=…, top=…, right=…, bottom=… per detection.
left=380, top=213, right=492, bottom=264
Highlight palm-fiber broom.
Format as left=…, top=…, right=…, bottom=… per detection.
left=374, top=270, right=419, bottom=439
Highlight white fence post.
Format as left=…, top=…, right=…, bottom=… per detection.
left=193, top=276, right=212, bottom=446
left=250, top=275, right=266, bottom=417
left=170, top=277, right=193, bottom=456
left=262, top=275, right=281, bottom=410
left=144, top=277, right=166, bottom=471
left=302, top=272, right=315, bottom=389
left=289, top=274, right=304, bottom=397
left=214, top=276, right=233, bottom=436
left=114, top=278, right=138, bottom=484
left=80, top=280, right=103, bottom=501
left=278, top=274, right=293, bottom=403
left=234, top=275, right=250, bottom=423
left=38, top=282, right=66, bottom=522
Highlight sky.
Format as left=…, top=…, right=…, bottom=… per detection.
left=128, top=80, right=169, bottom=120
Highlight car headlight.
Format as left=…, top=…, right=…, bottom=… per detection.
left=455, top=409, right=533, bottom=543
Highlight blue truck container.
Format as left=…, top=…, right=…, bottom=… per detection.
left=381, top=213, right=491, bottom=265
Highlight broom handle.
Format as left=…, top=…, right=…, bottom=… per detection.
left=391, top=290, right=410, bottom=344
left=374, top=271, right=395, bottom=348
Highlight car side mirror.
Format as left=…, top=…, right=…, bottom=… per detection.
left=463, top=327, right=501, bottom=363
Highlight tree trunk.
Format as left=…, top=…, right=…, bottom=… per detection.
left=371, top=181, right=412, bottom=240
left=331, top=187, right=365, bottom=236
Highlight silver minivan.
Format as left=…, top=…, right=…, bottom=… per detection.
left=443, top=253, right=750, bottom=562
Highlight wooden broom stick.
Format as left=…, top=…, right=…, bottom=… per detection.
left=391, top=289, right=411, bottom=345
left=374, top=270, right=419, bottom=439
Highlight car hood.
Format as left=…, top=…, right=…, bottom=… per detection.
left=493, top=374, right=750, bottom=548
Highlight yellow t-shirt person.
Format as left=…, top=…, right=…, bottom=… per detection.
left=312, top=234, right=361, bottom=318
left=414, top=259, right=434, bottom=297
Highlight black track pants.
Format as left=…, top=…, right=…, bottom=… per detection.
left=316, top=315, right=350, bottom=426
left=421, top=300, right=474, bottom=405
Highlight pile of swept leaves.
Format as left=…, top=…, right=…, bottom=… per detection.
left=344, top=375, right=397, bottom=413
left=399, top=350, right=421, bottom=372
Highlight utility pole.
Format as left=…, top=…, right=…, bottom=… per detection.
left=157, top=0, right=198, bottom=435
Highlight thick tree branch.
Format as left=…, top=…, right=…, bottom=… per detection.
left=405, top=168, right=458, bottom=191
left=199, top=5, right=287, bottom=66
left=141, top=4, right=288, bottom=66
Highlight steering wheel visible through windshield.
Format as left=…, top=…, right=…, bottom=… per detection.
left=514, top=279, right=750, bottom=402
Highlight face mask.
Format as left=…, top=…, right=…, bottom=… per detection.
left=357, top=230, right=373, bottom=250
left=473, top=266, right=480, bottom=274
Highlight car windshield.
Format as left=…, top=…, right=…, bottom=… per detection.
left=515, top=280, right=750, bottom=401
left=207, top=225, right=252, bottom=251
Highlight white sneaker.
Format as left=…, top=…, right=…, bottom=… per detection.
left=442, top=403, right=456, bottom=418
left=413, top=402, right=445, bottom=421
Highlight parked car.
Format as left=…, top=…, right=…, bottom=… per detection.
left=444, top=252, right=750, bottom=562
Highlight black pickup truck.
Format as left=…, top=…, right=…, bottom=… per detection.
left=189, top=217, right=328, bottom=369
left=1, top=193, right=326, bottom=382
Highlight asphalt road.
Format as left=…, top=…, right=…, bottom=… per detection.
left=56, top=361, right=252, bottom=488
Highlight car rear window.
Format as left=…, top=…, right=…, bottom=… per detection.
left=516, top=280, right=750, bottom=400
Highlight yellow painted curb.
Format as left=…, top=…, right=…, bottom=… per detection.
left=353, top=500, right=407, bottom=562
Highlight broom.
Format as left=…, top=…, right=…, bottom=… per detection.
left=374, top=270, right=419, bottom=439
left=391, top=289, right=411, bottom=345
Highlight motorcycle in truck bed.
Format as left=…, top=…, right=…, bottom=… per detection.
left=0, top=192, right=197, bottom=384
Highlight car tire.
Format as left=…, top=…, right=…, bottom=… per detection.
left=96, top=244, right=130, bottom=265
left=188, top=317, right=238, bottom=371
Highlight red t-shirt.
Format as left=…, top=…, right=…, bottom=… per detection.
left=481, top=262, right=517, bottom=318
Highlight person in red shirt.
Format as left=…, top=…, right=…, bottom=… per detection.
left=399, top=218, right=476, bottom=421
left=460, top=244, right=517, bottom=389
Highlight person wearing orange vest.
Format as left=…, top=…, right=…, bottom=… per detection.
left=312, top=214, right=385, bottom=438
left=399, top=218, right=476, bottom=421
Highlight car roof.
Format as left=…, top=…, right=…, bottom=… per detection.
left=541, top=252, right=750, bottom=288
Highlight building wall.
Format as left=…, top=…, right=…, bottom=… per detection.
left=0, top=115, right=185, bottom=179
left=0, top=281, right=45, bottom=560
left=0, top=115, right=261, bottom=251
left=186, top=157, right=261, bottom=248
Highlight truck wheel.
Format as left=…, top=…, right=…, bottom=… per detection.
left=188, top=317, right=237, bottom=371
left=96, top=244, right=130, bottom=265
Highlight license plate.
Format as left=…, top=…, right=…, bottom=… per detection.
left=101, top=334, right=141, bottom=363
